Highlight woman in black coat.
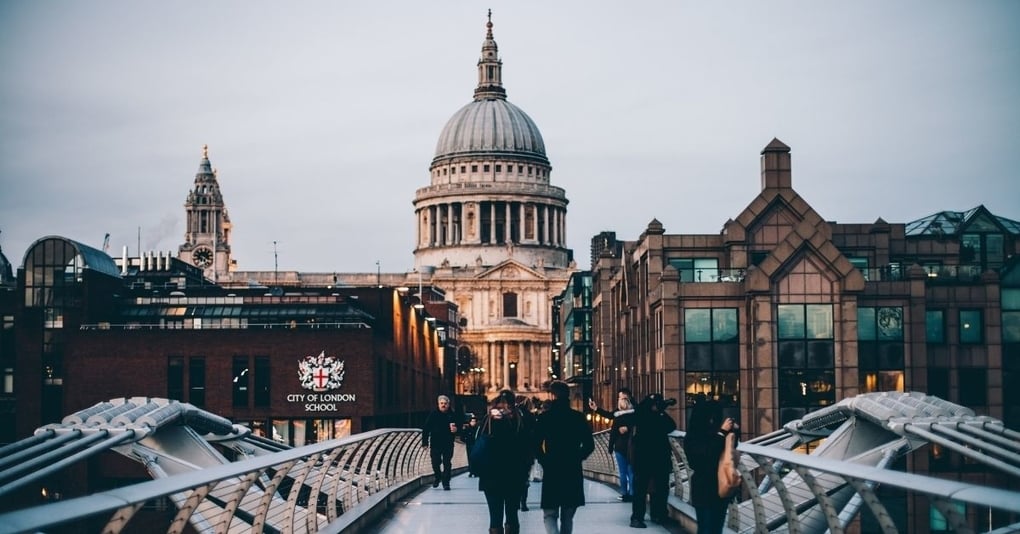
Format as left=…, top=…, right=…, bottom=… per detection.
left=535, top=380, right=595, bottom=534
left=683, top=399, right=739, bottom=534
left=476, top=389, right=533, bottom=534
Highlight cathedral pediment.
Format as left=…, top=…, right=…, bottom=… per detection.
left=474, top=260, right=545, bottom=281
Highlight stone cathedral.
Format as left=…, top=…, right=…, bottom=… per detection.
left=413, top=14, right=576, bottom=394
left=181, top=15, right=576, bottom=396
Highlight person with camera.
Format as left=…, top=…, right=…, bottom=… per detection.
left=684, top=399, right=740, bottom=534
left=534, top=380, right=595, bottom=534
left=421, top=394, right=461, bottom=490
left=628, top=393, right=677, bottom=529
left=476, top=389, right=533, bottom=534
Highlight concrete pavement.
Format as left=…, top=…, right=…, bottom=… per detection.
left=362, top=472, right=682, bottom=534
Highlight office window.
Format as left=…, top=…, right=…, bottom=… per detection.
left=926, top=310, right=945, bottom=343
left=858, top=307, right=904, bottom=393
left=849, top=257, right=870, bottom=281
left=959, top=310, right=983, bottom=344
left=668, top=258, right=720, bottom=282
left=471, top=165, right=478, bottom=172
left=168, top=357, right=184, bottom=400
left=189, top=357, right=206, bottom=407
left=255, top=356, right=271, bottom=408
left=483, top=164, right=490, bottom=172
left=233, top=356, right=249, bottom=408
left=685, top=308, right=739, bottom=416
left=1003, top=289, right=1020, bottom=343
left=777, top=304, right=835, bottom=423
left=958, top=368, right=987, bottom=406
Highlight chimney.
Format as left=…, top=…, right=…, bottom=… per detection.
left=760, top=138, right=792, bottom=190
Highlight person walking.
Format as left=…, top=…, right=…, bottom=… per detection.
left=421, top=394, right=460, bottom=490
left=534, top=380, right=595, bottom=534
left=608, top=394, right=636, bottom=502
left=684, top=399, right=740, bottom=534
left=517, top=396, right=538, bottom=511
left=477, top=389, right=533, bottom=534
left=462, top=413, right=479, bottom=477
left=629, top=393, right=677, bottom=529
left=589, top=388, right=637, bottom=502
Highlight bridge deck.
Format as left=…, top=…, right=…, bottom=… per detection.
left=363, top=472, right=679, bottom=534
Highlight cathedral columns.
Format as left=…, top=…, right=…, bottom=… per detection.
left=490, top=203, right=497, bottom=244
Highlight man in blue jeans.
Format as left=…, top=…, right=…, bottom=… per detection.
left=588, top=387, right=635, bottom=501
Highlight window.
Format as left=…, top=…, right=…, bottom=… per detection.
left=961, top=232, right=1005, bottom=270
left=255, top=356, right=271, bottom=407
left=959, top=310, right=983, bottom=344
left=684, top=308, right=739, bottom=416
left=451, top=166, right=456, bottom=175
left=483, top=164, right=490, bottom=172
left=668, top=258, right=720, bottom=282
left=958, top=368, right=987, bottom=406
left=168, top=357, right=184, bottom=400
left=495, top=164, right=501, bottom=173
left=926, top=310, right=945, bottom=343
left=233, top=356, right=249, bottom=408
left=189, top=357, right=206, bottom=407
left=750, top=251, right=768, bottom=266
left=471, top=165, right=478, bottom=173
left=849, top=257, right=870, bottom=281
left=777, top=304, right=835, bottom=423
left=502, top=292, right=518, bottom=318
left=858, top=307, right=904, bottom=393
left=1003, top=289, right=1020, bottom=343
left=461, top=165, right=466, bottom=173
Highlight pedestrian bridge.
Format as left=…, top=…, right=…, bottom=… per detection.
left=0, top=392, right=1018, bottom=533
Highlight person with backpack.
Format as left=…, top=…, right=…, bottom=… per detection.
left=535, top=380, right=595, bottom=534
left=684, top=399, right=740, bottom=534
left=475, top=389, right=533, bottom=534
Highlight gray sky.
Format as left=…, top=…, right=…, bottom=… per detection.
left=2, top=1, right=1018, bottom=273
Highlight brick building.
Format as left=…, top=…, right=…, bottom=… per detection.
left=590, top=138, right=1019, bottom=436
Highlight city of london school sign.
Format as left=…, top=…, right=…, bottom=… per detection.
left=289, top=351, right=356, bottom=412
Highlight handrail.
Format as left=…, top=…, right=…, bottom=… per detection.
left=0, top=428, right=467, bottom=534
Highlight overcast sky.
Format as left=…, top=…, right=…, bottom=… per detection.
left=1, top=1, right=1018, bottom=273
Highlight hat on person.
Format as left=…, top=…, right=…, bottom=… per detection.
left=640, top=393, right=663, bottom=408
left=548, top=380, right=570, bottom=400
left=496, top=388, right=516, bottom=405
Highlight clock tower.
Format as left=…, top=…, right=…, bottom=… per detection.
left=179, top=145, right=233, bottom=279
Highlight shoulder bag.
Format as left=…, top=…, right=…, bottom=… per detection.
left=717, top=432, right=741, bottom=499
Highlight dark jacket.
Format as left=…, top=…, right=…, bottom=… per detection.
left=608, top=408, right=635, bottom=455
left=422, top=408, right=461, bottom=450
left=477, top=408, right=533, bottom=494
left=684, top=429, right=735, bottom=507
left=535, top=400, right=595, bottom=509
left=629, top=406, right=676, bottom=472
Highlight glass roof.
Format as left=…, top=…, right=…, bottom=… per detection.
left=905, top=206, right=1020, bottom=237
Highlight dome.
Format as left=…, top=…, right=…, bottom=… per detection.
left=433, top=99, right=547, bottom=163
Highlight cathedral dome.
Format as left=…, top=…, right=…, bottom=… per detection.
left=431, top=13, right=548, bottom=167
left=433, top=99, right=547, bottom=163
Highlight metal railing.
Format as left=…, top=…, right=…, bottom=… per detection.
left=0, top=429, right=467, bottom=534
left=583, top=429, right=1020, bottom=534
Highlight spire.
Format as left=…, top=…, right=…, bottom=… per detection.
left=474, top=9, right=506, bottom=101
left=197, top=144, right=214, bottom=177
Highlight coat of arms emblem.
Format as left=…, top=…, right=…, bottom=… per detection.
left=298, top=351, right=345, bottom=392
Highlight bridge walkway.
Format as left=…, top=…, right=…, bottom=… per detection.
left=362, top=472, right=678, bottom=534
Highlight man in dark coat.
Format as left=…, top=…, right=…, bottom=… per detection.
left=629, top=393, right=677, bottom=529
left=421, top=394, right=460, bottom=490
left=535, top=380, right=595, bottom=534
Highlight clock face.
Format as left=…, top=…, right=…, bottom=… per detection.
left=192, top=247, right=214, bottom=268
